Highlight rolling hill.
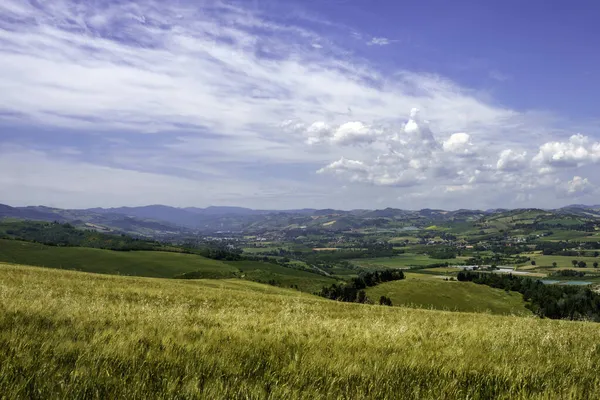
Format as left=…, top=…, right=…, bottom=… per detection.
left=2, top=263, right=600, bottom=398
left=0, top=239, right=337, bottom=291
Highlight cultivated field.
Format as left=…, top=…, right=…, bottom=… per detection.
left=2, top=263, right=600, bottom=399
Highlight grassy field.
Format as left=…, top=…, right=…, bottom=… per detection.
left=0, top=240, right=336, bottom=292
left=3, top=263, right=600, bottom=398
left=365, top=274, right=530, bottom=315
left=520, top=253, right=600, bottom=269
left=0, top=239, right=235, bottom=278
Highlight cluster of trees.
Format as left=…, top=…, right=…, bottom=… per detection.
left=568, top=260, right=599, bottom=268
left=318, top=269, right=405, bottom=304
left=193, top=246, right=244, bottom=261
left=515, top=221, right=596, bottom=232
left=428, top=247, right=457, bottom=259
left=551, top=269, right=586, bottom=278
left=379, top=296, right=393, bottom=306
left=457, top=271, right=600, bottom=321
left=537, top=241, right=600, bottom=257
left=466, top=253, right=528, bottom=267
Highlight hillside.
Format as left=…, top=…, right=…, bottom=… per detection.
left=2, top=263, right=600, bottom=398
left=0, top=239, right=336, bottom=291
left=365, top=274, right=530, bottom=315
left=0, top=239, right=235, bottom=278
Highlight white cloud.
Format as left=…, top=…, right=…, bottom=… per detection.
left=566, top=176, right=594, bottom=196
left=443, top=133, right=474, bottom=156
left=316, top=109, right=480, bottom=188
left=533, top=134, right=600, bottom=170
left=332, top=121, right=378, bottom=145
left=496, top=149, right=528, bottom=171
left=367, top=37, right=392, bottom=46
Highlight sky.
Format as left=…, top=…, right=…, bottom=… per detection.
left=1, top=0, right=600, bottom=210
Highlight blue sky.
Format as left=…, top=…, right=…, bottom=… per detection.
left=1, top=0, right=600, bottom=209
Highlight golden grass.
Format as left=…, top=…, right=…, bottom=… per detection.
left=2, top=262, right=600, bottom=399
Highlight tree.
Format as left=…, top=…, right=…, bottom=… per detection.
left=379, top=296, right=392, bottom=306
left=594, top=262, right=599, bottom=268
left=578, top=261, right=587, bottom=268
left=572, top=260, right=579, bottom=267
left=357, top=290, right=367, bottom=304
left=552, top=262, right=558, bottom=268
left=531, top=260, right=536, bottom=266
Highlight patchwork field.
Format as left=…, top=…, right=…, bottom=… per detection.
left=2, top=263, right=600, bottom=399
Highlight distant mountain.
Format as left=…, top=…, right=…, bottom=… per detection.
left=562, top=204, right=600, bottom=210
left=1, top=204, right=188, bottom=237
left=5, top=203, right=600, bottom=236
left=184, top=206, right=270, bottom=216
left=88, top=205, right=203, bottom=228
left=0, top=204, right=68, bottom=222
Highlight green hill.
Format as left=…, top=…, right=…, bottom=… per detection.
left=1, top=263, right=600, bottom=398
left=366, top=274, right=530, bottom=315
left=0, top=239, right=235, bottom=278
left=0, top=239, right=336, bottom=291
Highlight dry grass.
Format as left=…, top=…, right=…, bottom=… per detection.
left=2, top=262, right=600, bottom=399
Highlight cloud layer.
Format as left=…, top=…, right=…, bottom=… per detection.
left=0, top=0, right=598, bottom=209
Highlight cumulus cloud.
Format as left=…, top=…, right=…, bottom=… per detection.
left=566, top=176, right=594, bottom=196
left=496, top=149, right=528, bottom=171
left=316, top=109, right=483, bottom=187
left=533, top=134, right=600, bottom=170
left=317, top=155, right=424, bottom=187
left=443, top=133, right=474, bottom=156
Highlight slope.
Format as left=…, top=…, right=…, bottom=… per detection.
left=0, top=239, right=235, bottom=278
left=0, top=239, right=337, bottom=291
left=1, top=263, right=600, bottom=399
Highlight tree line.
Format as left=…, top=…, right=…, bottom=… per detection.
left=318, top=269, right=404, bottom=305
left=457, top=271, right=600, bottom=321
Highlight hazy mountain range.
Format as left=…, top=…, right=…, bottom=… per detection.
left=2, top=203, right=600, bottom=237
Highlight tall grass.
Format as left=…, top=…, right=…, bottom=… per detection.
left=1, top=262, right=600, bottom=399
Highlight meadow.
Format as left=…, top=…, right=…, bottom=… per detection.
left=2, top=263, right=600, bottom=399
left=365, top=273, right=530, bottom=315
left=0, top=239, right=234, bottom=278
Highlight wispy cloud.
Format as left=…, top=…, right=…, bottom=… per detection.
left=367, top=37, right=393, bottom=46
left=489, top=70, right=511, bottom=82
left=0, top=0, right=597, bottom=209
